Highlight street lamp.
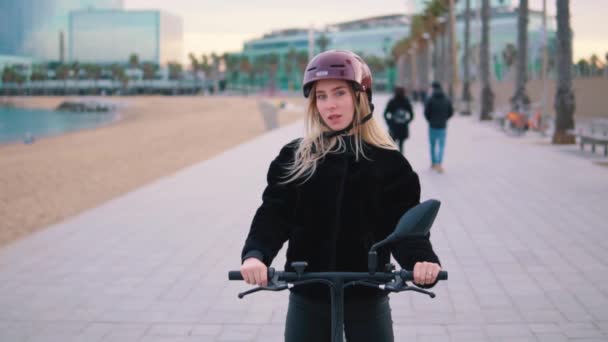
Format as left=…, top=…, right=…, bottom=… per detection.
left=422, top=32, right=432, bottom=84
left=409, top=44, right=418, bottom=92
left=436, top=16, right=447, bottom=87
left=461, top=0, right=473, bottom=115
left=448, top=0, right=458, bottom=99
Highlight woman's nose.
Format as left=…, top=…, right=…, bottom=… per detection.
left=326, top=98, right=337, bottom=109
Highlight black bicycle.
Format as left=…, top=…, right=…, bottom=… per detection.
left=229, top=199, right=448, bottom=342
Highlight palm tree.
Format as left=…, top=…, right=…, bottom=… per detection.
left=502, top=43, right=518, bottom=79
left=128, top=53, right=139, bottom=69
left=589, top=54, right=600, bottom=76
left=266, top=53, right=279, bottom=94
left=2, top=66, right=17, bottom=84
left=480, top=0, right=494, bottom=120
left=210, top=52, right=220, bottom=92
left=84, top=64, right=101, bottom=94
left=511, top=0, right=530, bottom=112
left=189, top=53, right=199, bottom=70
left=238, top=55, right=253, bottom=93
left=30, top=65, right=47, bottom=95
left=141, top=62, right=156, bottom=93
left=200, top=55, right=212, bottom=77
left=576, top=59, right=590, bottom=77
left=3, top=67, right=26, bottom=94
left=168, top=62, right=183, bottom=80
left=111, top=64, right=128, bottom=92
left=30, top=65, right=47, bottom=81
left=252, top=54, right=268, bottom=89
left=189, top=53, right=200, bottom=74
left=224, top=53, right=240, bottom=88
left=604, top=52, right=608, bottom=77
left=285, top=47, right=298, bottom=90
left=296, top=51, right=309, bottom=72
left=142, top=62, right=156, bottom=80
left=392, top=0, right=448, bottom=92
left=461, top=0, right=473, bottom=114
left=408, top=15, right=426, bottom=91
left=71, top=61, right=81, bottom=79
left=426, top=0, right=449, bottom=85
left=552, top=0, right=575, bottom=144
left=447, top=0, right=457, bottom=98
left=56, top=64, right=70, bottom=94
left=316, top=33, right=330, bottom=53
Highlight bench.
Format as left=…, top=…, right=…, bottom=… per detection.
left=575, top=119, right=608, bottom=156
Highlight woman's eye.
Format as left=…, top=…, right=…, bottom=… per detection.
left=316, top=94, right=327, bottom=100
left=335, top=90, right=346, bottom=96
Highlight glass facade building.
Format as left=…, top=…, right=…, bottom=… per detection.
left=0, top=0, right=123, bottom=61
left=241, top=9, right=554, bottom=84
left=408, top=0, right=513, bottom=14
left=69, top=9, right=183, bottom=65
left=243, top=15, right=410, bottom=59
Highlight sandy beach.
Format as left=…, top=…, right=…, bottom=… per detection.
left=0, top=95, right=304, bottom=247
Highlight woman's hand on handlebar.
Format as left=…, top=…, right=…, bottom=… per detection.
left=413, top=262, right=441, bottom=286
left=241, top=258, right=268, bottom=287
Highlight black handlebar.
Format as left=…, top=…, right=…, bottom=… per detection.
left=228, top=269, right=448, bottom=282
left=229, top=266, right=448, bottom=342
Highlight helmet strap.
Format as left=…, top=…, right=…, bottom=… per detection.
left=323, top=112, right=373, bottom=138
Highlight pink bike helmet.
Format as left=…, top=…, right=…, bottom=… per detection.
left=302, top=50, right=373, bottom=103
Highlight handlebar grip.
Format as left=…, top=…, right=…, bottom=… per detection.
left=400, top=270, right=448, bottom=281
left=228, top=271, right=243, bottom=280
left=228, top=268, right=276, bottom=281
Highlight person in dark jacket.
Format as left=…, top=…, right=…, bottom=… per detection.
left=238, top=51, right=442, bottom=342
left=424, top=81, right=454, bottom=173
left=383, top=86, right=414, bottom=153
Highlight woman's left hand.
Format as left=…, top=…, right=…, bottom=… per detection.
left=412, top=262, right=441, bottom=286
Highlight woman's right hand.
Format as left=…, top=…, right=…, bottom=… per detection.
left=241, top=258, right=268, bottom=287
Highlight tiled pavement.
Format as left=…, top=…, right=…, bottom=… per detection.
left=1, top=94, right=607, bottom=341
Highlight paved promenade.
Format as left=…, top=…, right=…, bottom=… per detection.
left=1, top=94, right=607, bottom=341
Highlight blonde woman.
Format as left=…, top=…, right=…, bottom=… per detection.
left=239, top=50, right=442, bottom=342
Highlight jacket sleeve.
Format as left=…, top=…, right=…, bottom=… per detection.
left=383, top=99, right=393, bottom=122
left=241, top=141, right=298, bottom=266
left=380, top=153, right=421, bottom=234
left=406, top=99, right=414, bottom=123
left=447, top=100, right=454, bottom=119
left=381, top=153, right=441, bottom=285
left=424, top=100, right=431, bottom=121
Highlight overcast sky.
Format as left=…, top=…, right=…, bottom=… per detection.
left=125, top=0, right=607, bottom=63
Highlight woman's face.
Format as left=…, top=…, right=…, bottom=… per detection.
left=314, top=79, right=355, bottom=131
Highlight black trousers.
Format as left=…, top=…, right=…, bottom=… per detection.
left=388, top=127, right=408, bottom=153
left=285, top=292, right=394, bottom=342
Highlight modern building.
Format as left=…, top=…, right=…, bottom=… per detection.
left=69, top=9, right=183, bottom=65
left=236, top=14, right=410, bottom=91
left=240, top=5, right=555, bottom=90
left=0, top=0, right=123, bottom=61
left=243, top=14, right=410, bottom=59
left=407, top=0, right=514, bottom=14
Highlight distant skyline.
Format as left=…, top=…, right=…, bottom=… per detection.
left=125, top=0, right=607, bottom=63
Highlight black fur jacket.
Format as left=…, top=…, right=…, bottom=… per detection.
left=241, top=136, right=440, bottom=301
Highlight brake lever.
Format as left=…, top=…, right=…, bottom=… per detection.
left=387, top=283, right=436, bottom=298
left=238, top=283, right=289, bottom=299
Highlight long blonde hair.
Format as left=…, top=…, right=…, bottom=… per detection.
left=283, top=82, right=397, bottom=184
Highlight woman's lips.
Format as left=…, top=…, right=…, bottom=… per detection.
left=328, top=114, right=342, bottom=121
